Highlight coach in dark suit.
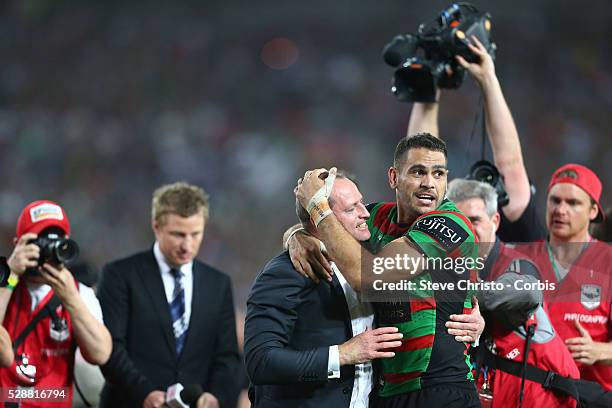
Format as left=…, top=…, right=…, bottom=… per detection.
left=245, top=174, right=402, bottom=408
left=98, top=182, right=239, bottom=408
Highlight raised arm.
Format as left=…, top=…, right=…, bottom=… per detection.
left=296, top=169, right=423, bottom=290
left=2, top=233, right=40, bottom=324
left=295, top=168, right=371, bottom=289
left=407, top=90, right=440, bottom=138
left=39, top=263, right=112, bottom=365
left=456, top=37, right=531, bottom=222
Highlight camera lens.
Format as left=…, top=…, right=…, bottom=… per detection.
left=393, top=62, right=437, bottom=102
left=383, top=34, right=418, bottom=67
left=469, top=160, right=499, bottom=185
left=472, top=166, right=496, bottom=184
left=467, top=160, right=510, bottom=208
left=53, top=239, right=79, bottom=264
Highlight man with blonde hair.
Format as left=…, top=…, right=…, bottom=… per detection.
left=99, top=182, right=240, bottom=408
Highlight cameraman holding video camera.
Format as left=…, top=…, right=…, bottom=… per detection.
left=0, top=200, right=111, bottom=407
left=391, top=4, right=545, bottom=243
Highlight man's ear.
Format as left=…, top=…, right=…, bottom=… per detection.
left=388, top=167, right=398, bottom=189
left=492, top=212, right=501, bottom=232
left=589, top=203, right=599, bottom=222
left=152, top=219, right=161, bottom=235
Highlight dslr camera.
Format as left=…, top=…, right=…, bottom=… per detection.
left=467, top=160, right=509, bottom=208
left=27, top=227, right=79, bottom=274
left=382, top=2, right=496, bottom=102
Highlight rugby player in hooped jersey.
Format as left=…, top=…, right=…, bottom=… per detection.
left=296, top=134, right=483, bottom=408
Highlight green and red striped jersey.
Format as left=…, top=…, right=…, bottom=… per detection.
left=365, top=199, right=478, bottom=397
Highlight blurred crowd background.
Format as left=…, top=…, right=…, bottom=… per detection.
left=0, top=0, right=610, bottom=308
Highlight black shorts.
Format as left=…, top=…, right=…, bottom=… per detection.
left=373, top=382, right=480, bottom=408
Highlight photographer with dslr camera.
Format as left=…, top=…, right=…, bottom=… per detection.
left=0, top=200, right=112, bottom=407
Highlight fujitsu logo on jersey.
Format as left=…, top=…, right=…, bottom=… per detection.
left=417, top=217, right=462, bottom=243
left=412, top=214, right=470, bottom=252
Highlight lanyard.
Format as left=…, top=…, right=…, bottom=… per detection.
left=546, top=243, right=563, bottom=283
left=546, top=238, right=591, bottom=283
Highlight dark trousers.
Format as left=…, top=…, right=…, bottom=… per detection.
left=373, top=382, right=481, bottom=408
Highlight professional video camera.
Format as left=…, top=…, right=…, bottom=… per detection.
left=383, top=2, right=496, bottom=102
left=27, top=227, right=79, bottom=274
left=467, top=160, right=509, bottom=207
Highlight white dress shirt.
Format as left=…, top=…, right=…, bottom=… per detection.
left=154, top=242, right=194, bottom=330
left=327, top=260, right=375, bottom=408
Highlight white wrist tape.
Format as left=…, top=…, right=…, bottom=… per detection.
left=308, top=199, right=332, bottom=227
left=306, top=168, right=336, bottom=227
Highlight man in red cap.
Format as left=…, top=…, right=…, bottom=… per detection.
left=514, top=164, right=612, bottom=390
left=0, top=200, right=112, bottom=407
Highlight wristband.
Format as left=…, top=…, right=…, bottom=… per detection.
left=308, top=198, right=333, bottom=227
left=284, top=227, right=306, bottom=250
left=306, top=167, right=336, bottom=227
left=6, top=272, right=19, bottom=290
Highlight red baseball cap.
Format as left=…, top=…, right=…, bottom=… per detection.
left=547, top=163, right=604, bottom=223
left=16, top=200, right=71, bottom=238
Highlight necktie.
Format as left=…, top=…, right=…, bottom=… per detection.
left=169, top=268, right=187, bottom=355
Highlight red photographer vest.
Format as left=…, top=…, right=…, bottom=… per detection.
left=0, top=283, right=75, bottom=407
left=515, top=240, right=612, bottom=391
left=486, top=243, right=580, bottom=408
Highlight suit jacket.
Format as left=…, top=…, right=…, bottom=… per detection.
left=98, top=249, right=240, bottom=408
left=244, top=252, right=355, bottom=408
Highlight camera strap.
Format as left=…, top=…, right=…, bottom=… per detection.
left=11, top=292, right=94, bottom=407
left=476, top=345, right=612, bottom=406
left=480, top=103, right=487, bottom=160
left=465, top=94, right=486, bottom=160
left=12, top=294, right=61, bottom=352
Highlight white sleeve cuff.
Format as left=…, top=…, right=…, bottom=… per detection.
left=472, top=334, right=480, bottom=347
left=327, top=345, right=340, bottom=379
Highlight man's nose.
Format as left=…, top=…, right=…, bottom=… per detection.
left=180, top=237, right=192, bottom=250
left=420, top=172, right=435, bottom=188
left=553, top=201, right=569, bottom=214
left=358, top=203, right=370, bottom=219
